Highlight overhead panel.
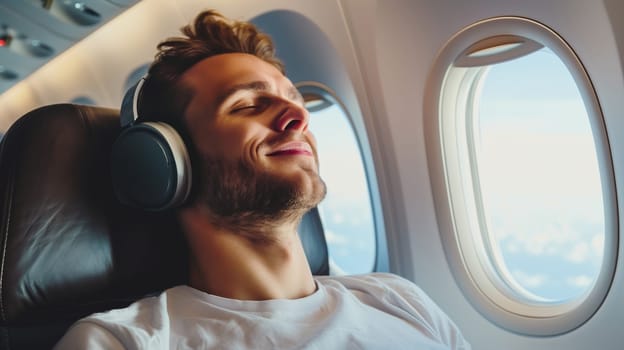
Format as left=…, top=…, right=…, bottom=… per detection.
left=0, top=0, right=141, bottom=94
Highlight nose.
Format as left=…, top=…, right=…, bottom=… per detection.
left=274, top=101, right=309, bottom=133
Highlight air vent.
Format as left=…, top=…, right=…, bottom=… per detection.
left=20, top=38, right=55, bottom=57
left=0, top=66, right=18, bottom=81
left=35, top=0, right=102, bottom=26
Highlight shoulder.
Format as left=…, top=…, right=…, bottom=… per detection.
left=53, top=321, right=125, bottom=350
left=316, top=272, right=439, bottom=317
left=317, top=273, right=471, bottom=349
left=317, top=272, right=427, bottom=296
left=55, top=285, right=190, bottom=349
left=318, top=271, right=416, bottom=285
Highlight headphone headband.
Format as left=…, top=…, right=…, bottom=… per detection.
left=120, top=76, right=147, bottom=127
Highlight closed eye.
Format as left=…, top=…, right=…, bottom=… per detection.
left=232, top=105, right=258, bottom=112
left=231, top=97, right=271, bottom=114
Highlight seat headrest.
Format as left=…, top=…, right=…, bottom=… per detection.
left=0, top=104, right=188, bottom=327
left=300, top=207, right=328, bottom=275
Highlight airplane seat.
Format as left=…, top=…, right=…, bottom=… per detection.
left=0, top=103, right=188, bottom=350
left=0, top=103, right=329, bottom=349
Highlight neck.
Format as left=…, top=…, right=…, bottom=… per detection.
left=178, top=204, right=316, bottom=300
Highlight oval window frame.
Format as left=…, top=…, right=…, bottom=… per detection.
left=424, top=16, right=617, bottom=336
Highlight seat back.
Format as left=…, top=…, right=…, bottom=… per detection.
left=0, top=104, right=328, bottom=349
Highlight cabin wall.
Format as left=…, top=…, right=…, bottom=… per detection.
left=350, top=0, right=624, bottom=348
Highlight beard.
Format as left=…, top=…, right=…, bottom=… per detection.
left=196, top=155, right=326, bottom=241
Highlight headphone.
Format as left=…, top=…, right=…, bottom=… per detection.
left=110, top=76, right=192, bottom=211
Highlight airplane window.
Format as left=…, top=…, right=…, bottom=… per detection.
left=303, top=89, right=376, bottom=275
left=476, top=46, right=604, bottom=301
left=427, top=17, right=616, bottom=335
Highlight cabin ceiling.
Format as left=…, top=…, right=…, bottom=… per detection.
left=0, top=0, right=141, bottom=95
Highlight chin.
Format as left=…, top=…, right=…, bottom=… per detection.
left=198, top=156, right=326, bottom=220
left=292, top=170, right=327, bottom=208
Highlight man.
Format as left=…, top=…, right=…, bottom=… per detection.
left=55, top=10, right=471, bottom=349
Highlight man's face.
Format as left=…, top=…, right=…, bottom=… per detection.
left=179, top=53, right=326, bottom=231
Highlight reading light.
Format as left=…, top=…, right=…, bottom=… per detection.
left=0, top=66, right=18, bottom=81
left=0, top=24, right=10, bottom=47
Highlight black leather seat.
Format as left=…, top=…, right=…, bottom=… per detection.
left=0, top=103, right=328, bottom=350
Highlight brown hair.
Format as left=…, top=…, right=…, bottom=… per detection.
left=138, top=9, right=284, bottom=128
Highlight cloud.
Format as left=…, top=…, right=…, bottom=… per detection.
left=324, top=229, right=348, bottom=245
left=332, top=213, right=344, bottom=224
left=565, top=242, right=590, bottom=263
left=567, top=275, right=593, bottom=288
left=591, top=234, right=604, bottom=257
left=512, top=270, right=547, bottom=288
left=509, top=223, right=573, bottom=257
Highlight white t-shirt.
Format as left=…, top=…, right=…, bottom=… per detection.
left=54, top=273, right=471, bottom=349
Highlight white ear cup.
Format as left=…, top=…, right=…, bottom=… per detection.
left=112, top=119, right=193, bottom=210
left=148, top=122, right=192, bottom=205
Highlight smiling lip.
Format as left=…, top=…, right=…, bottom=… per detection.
left=267, top=141, right=313, bottom=156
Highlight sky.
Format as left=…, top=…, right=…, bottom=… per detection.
left=476, top=47, right=605, bottom=301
